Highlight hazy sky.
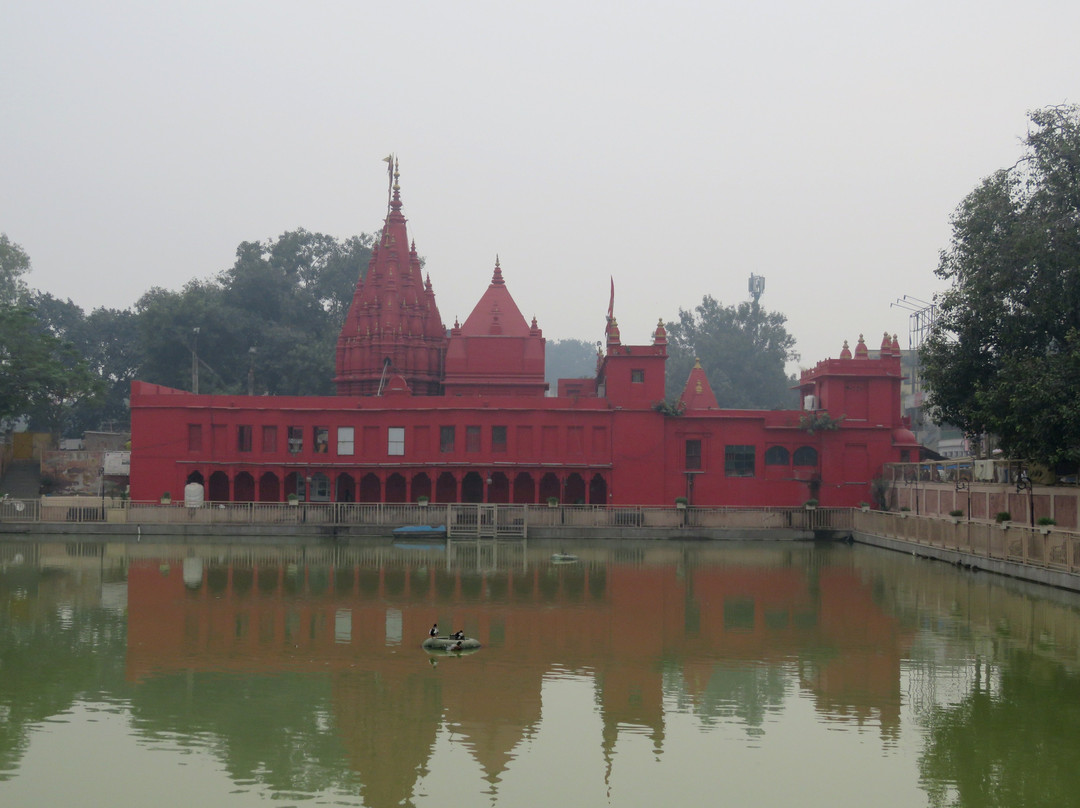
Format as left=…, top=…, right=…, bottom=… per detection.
left=3, top=1, right=1077, bottom=370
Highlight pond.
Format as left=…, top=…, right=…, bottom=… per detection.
left=1, top=538, right=1079, bottom=807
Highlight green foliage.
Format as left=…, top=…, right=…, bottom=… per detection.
left=0, top=303, right=102, bottom=433
left=0, top=234, right=31, bottom=305
left=949, top=509, right=964, bottom=517
left=996, top=511, right=1012, bottom=523
left=545, top=338, right=597, bottom=386
left=664, top=295, right=798, bottom=408
left=4, top=229, right=372, bottom=437
left=921, top=105, right=1080, bottom=466
left=653, top=399, right=686, bottom=417
left=798, top=412, right=844, bottom=433
left=136, top=229, right=373, bottom=396
left=0, top=238, right=103, bottom=433
left=27, top=292, right=139, bottom=434
left=1037, top=516, right=1056, bottom=526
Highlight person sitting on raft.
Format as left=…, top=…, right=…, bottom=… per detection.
left=449, top=640, right=464, bottom=652
left=452, top=629, right=465, bottom=640
left=429, top=623, right=439, bottom=638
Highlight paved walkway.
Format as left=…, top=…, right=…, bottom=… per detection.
left=0, top=459, right=41, bottom=499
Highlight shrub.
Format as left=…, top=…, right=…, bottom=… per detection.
left=899, top=506, right=911, bottom=512
left=995, top=511, right=1011, bottom=523
left=949, top=509, right=964, bottom=517
left=1037, top=517, right=1057, bottom=526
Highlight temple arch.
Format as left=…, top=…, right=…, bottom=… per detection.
left=234, top=472, right=255, bottom=502
left=258, top=472, right=279, bottom=502
left=310, top=472, right=331, bottom=502
left=539, top=472, right=560, bottom=503
left=565, top=473, right=586, bottom=505
left=359, top=473, right=381, bottom=503
left=462, top=471, right=484, bottom=503
left=588, top=473, right=607, bottom=505
left=489, top=472, right=510, bottom=503
left=512, top=472, right=535, bottom=504
left=765, top=446, right=790, bottom=466
left=284, top=471, right=303, bottom=499
left=208, top=471, right=229, bottom=502
left=793, top=446, right=819, bottom=467
left=435, top=472, right=457, bottom=503
left=386, top=473, right=407, bottom=503
left=411, top=473, right=432, bottom=502
left=336, top=473, right=355, bottom=502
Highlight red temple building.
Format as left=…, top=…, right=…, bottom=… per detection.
left=129, top=163, right=918, bottom=507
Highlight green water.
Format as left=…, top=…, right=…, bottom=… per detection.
left=1, top=539, right=1079, bottom=807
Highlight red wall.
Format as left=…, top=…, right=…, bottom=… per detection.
left=131, top=344, right=911, bottom=507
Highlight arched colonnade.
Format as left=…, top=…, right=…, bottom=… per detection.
left=184, top=469, right=609, bottom=506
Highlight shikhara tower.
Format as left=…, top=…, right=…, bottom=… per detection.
left=334, top=159, right=446, bottom=396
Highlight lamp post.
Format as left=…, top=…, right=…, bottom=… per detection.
left=955, top=476, right=969, bottom=520
left=1016, top=467, right=1033, bottom=526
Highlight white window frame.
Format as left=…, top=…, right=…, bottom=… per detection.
left=337, top=426, right=355, bottom=456
left=388, top=427, right=405, bottom=456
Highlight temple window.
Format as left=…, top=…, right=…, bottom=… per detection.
left=492, top=426, right=507, bottom=453
left=313, top=426, right=329, bottom=453
left=337, top=427, right=354, bottom=456
left=764, top=446, right=790, bottom=466
left=685, top=439, right=702, bottom=470
left=287, top=426, right=303, bottom=454
left=187, top=424, right=202, bottom=452
left=237, top=425, right=253, bottom=452
left=466, top=426, right=481, bottom=452
left=793, top=446, right=819, bottom=467
left=631, top=369, right=645, bottom=383
left=440, top=426, right=455, bottom=453
left=388, top=427, right=405, bottom=456
left=725, top=445, right=755, bottom=477
left=261, top=425, right=277, bottom=453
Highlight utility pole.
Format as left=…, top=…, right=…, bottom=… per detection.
left=191, top=327, right=200, bottom=394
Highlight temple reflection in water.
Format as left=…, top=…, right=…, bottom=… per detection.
left=5, top=539, right=1080, bottom=807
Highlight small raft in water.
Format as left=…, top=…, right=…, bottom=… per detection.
left=422, top=636, right=482, bottom=651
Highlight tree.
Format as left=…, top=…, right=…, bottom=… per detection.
left=135, top=229, right=373, bottom=396
left=0, top=304, right=102, bottom=434
left=0, top=239, right=102, bottom=434
left=0, top=234, right=31, bottom=305
left=921, top=104, right=1080, bottom=467
left=545, top=339, right=598, bottom=387
left=664, top=295, right=799, bottom=408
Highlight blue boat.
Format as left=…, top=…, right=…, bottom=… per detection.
left=392, top=524, right=447, bottom=539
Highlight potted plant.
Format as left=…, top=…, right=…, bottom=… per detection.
left=287, top=493, right=299, bottom=506
left=949, top=508, right=964, bottom=524
left=675, top=497, right=688, bottom=510
left=899, top=506, right=911, bottom=518
left=1037, top=516, right=1056, bottom=534
left=995, top=511, right=1011, bottom=528
left=858, top=501, right=870, bottom=512
left=160, top=491, right=171, bottom=505
left=547, top=496, right=559, bottom=508
left=417, top=495, right=430, bottom=507
left=804, top=499, right=818, bottom=511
